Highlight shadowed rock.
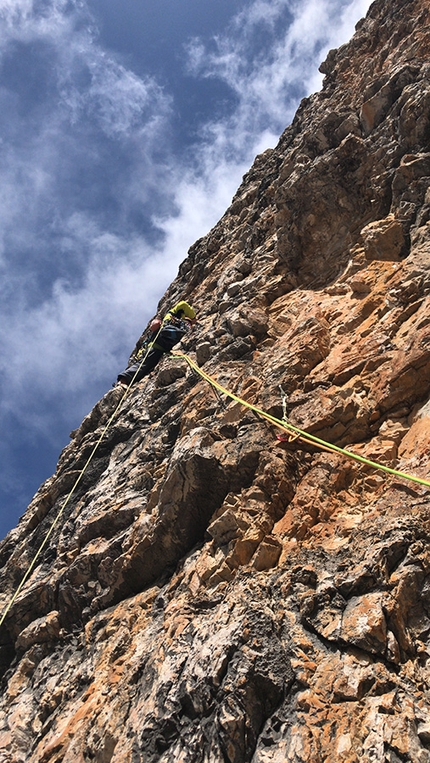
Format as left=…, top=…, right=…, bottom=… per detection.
left=1, top=1, right=430, bottom=760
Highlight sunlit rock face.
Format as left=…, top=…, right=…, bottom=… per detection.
left=1, top=0, right=430, bottom=760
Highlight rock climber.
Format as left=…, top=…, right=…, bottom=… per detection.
left=116, top=300, right=197, bottom=387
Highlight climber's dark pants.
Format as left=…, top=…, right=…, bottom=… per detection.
left=117, top=348, right=164, bottom=386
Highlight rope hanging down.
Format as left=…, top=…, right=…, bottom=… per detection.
left=0, top=328, right=163, bottom=628
left=2, top=344, right=429, bottom=628
left=172, top=352, right=430, bottom=490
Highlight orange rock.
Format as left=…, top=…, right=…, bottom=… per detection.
left=2, top=2, right=430, bottom=761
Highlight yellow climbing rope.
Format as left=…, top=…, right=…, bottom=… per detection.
left=172, top=352, right=430, bottom=490
left=0, top=327, right=162, bottom=628
left=2, top=342, right=429, bottom=628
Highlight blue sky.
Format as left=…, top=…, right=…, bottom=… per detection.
left=0, top=0, right=371, bottom=540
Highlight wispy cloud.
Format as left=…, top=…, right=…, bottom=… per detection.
left=185, top=0, right=372, bottom=154
left=58, top=40, right=172, bottom=140
left=0, top=0, right=371, bottom=535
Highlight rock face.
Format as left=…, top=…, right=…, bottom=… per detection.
left=1, top=0, right=430, bottom=760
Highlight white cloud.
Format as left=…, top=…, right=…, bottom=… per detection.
left=0, top=2, right=176, bottom=438
left=0, top=0, right=173, bottom=290
left=0, top=0, right=74, bottom=52
left=0, top=0, right=373, bottom=391
left=0, top=0, right=373, bottom=525
left=58, top=42, right=172, bottom=140
left=187, top=0, right=372, bottom=148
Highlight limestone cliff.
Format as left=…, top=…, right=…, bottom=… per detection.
left=1, top=0, right=430, bottom=760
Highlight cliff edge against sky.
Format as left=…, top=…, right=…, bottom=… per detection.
left=1, top=0, right=430, bottom=760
